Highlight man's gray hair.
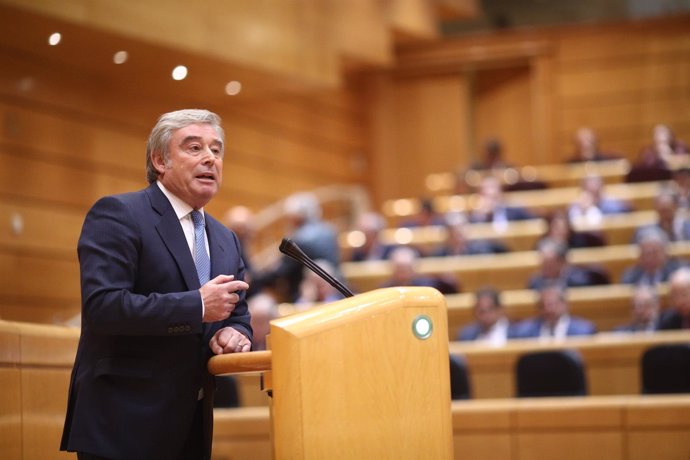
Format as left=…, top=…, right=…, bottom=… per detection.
left=284, top=192, right=322, bottom=222
left=145, top=109, right=224, bottom=184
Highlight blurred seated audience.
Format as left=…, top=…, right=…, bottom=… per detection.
left=349, top=211, right=396, bottom=262
left=536, top=209, right=606, bottom=250
left=470, top=137, right=512, bottom=171
left=468, top=176, right=534, bottom=228
left=510, top=282, right=596, bottom=339
left=380, top=246, right=460, bottom=294
left=566, top=127, right=622, bottom=163
left=295, top=259, right=346, bottom=308
left=528, top=239, right=608, bottom=290
left=568, top=174, right=632, bottom=226
left=621, top=227, right=686, bottom=286
left=400, top=197, right=446, bottom=228
left=633, top=189, right=690, bottom=243
left=434, top=212, right=508, bottom=257
left=457, top=286, right=509, bottom=346
left=224, top=205, right=260, bottom=297
left=637, top=123, right=689, bottom=170
left=247, top=292, right=279, bottom=351
left=255, top=191, right=341, bottom=303
left=658, top=267, right=690, bottom=330
left=671, top=166, right=690, bottom=211
left=613, top=285, right=660, bottom=333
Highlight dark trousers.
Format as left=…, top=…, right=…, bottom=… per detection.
left=179, top=399, right=205, bottom=460
left=77, top=400, right=205, bottom=460
left=78, top=454, right=111, bottom=460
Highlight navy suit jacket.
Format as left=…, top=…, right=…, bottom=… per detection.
left=620, top=259, right=686, bottom=285
left=61, top=184, right=252, bottom=460
left=509, top=316, right=596, bottom=339
left=658, top=309, right=690, bottom=330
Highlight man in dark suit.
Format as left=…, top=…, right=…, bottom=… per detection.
left=510, top=282, right=596, bottom=339
left=613, top=285, right=660, bottom=333
left=457, top=287, right=509, bottom=345
left=468, top=176, right=534, bottom=226
left=60, top=109, right=253, bottom=460
left=659, top=267, right=690, bottom=330
left=621, top=227, right=686, bottom=286
left=527, top=239, right=600, bottom=290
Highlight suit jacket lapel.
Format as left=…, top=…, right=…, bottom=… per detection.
left=146, top=184, right=200, bottom=291
left=206, top=217, right=227, bottom=280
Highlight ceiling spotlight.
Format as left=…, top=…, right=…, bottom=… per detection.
left=225, top=81, right=242, bottom=96
left=113, top=51, right=129, bottom=64
left=48, top=32, right=62, bottom=46
left=172, top=65, right=188, bottom=81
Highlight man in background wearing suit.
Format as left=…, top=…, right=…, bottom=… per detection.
left=61, top=109, right=252, bottom=460
left=457, top=286, right=509, bottom=346
left=510, top=282, right=596, bottom=340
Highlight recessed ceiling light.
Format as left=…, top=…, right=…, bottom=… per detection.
left=225, top=81, right=242, bottom=96
left=113, top=51, right=129, bottom=64
left=48, top=32, right=61, bottom=46
left=172, top=65, right=188, bottom=81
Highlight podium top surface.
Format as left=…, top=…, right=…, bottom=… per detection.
left=271, top=286, right=446, bottom=337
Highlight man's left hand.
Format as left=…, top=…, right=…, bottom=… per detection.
left=209, top=327, right=251, bottom=354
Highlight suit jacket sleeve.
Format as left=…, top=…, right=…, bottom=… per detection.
left=79, top=195, right=204, bottom=336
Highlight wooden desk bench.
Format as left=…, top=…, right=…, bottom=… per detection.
left=341, top=241, right=690, bottom=293
left=212, top=394, right=690, bottom=460
left=425, top=160, right=632, bottom=194
left=340, top=210, right=657, bottom=258
left=384, top=180, right=665, bottom=223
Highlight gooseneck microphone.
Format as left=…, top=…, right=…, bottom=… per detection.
left=279, top=238, right=354, bottom=298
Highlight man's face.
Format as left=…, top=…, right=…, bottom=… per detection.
left=154, top=123, right=223, bottom=209
left=632, top=293, right=658, bottom=323
left=541, top=251, right=564, bottom=279
left=670, top=280, right=690, bottom=315
left=475, top=296, right=501, bottom=329
left=539, top=288, right=567, bottom=325
left=639, top=241, right=665, bottom=272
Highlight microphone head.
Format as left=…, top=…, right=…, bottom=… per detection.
left=279, top=238, right=305, bottom=261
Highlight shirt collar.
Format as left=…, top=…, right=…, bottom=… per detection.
left=156, top=181, right=204, bottom=220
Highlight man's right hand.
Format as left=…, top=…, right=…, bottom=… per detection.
left=200, top=275, right=249, bottom=323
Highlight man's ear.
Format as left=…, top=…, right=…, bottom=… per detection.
left=151, top=150, right=167, bottom=175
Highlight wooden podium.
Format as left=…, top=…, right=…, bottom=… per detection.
left=209, top=287, right=453, bottom=459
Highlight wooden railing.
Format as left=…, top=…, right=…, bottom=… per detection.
left=213, top=394, right=690, bottom=460
left=383, top=180, right=664, bottom=223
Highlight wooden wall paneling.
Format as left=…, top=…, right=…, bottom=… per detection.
left=212, top=407, right=273, bottom=460
left=20, top=368, right=73, bottom=460
left=367, top=73, right=471, bottom=204
left=530, top=54, right=556, bottom=164
left=219, top=114, right=359, bottom=184
left=0, top=251, right=80, bottom=321
left=472, top=65, right=533, bottom=166
left=19, top=322, right=77, bottom=460
left=514, top=403, right=625, bottom=460
left=558, top=58, right=690, bottom=102
left=0, top=149, right=145, bottom=209
left=367, top=74, right=401, bottom=206
left=554, top=20, right=690, bottom=159
left=0, top=367, right=22, bottom=459
left=0, top=102, right=145, bottom=175
left=451, top=403, right=512, bottom=460
left=0, top=321, right=21, bottom=459
left=0, top=201, right=82, bottom=255
left=626, top=398, right=690, bottom=460
left=229, top=96, right=366, bottom=153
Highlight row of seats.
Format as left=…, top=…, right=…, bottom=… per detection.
left=450, top=343, right=690, bottom=400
